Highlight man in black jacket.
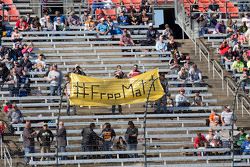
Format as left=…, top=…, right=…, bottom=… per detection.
left=37, top=123, right=54, bottom=161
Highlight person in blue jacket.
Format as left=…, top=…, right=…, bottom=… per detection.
left=241, top=134, right=250, bottom=155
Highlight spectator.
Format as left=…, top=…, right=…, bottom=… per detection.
left=84, top=15, right=96, bottom=31
left=117, top=11, right=129, bottom=25
left=23, top=121, right=36, bottom=164
left=140, top=10, right=149, bottom=25
left=170, top=58, right=180, bottom=74
left=15, top=17, right=29, bottom=31
left=81, top=123, right=100, bottom=153
left=241, top=134, right=250, bottom=155
left=57, top=121, right=67, bottom=160
left=125, top=121, right=138, bottom=158
left=112, top=65, right=125, bottom=114
left=127, top=64, right=141, bottom=78
left=177, top=67, right=189, bottom=82
left=11, top=28, right=23, bottom=43
left=30, top=16, right=41, bottom=31
left=116, top=136, right=127, bottom=151
left=232, top=57, right=244, bottom=73
left=0, top=62, right=10, bottom=82
left=190, top=0, right=200, bottom=19
left=208, top=0, right=219, bottom=13
left=13, top=61, right=23, bottom=76
left=80, top=9, right=89, bottom=24
left=155, top=35, right=167, bottom=57
left=214, top=20, right=226, bottom=34
left=46, top=64, right=62, bottom=96
left=33, top=54, right=46, bottom=72
left=53, top=11, right=67, bottom=25
left=239, top=21, right=248, bottom=34
left=65, top=74, right=76, bottom=116
left=6, top=68, right=20, bottom=97
left=119, top=30, right=135, bottom=46
left=72, top=64, right=86, bottom=76
left=2, top=101, right=13, bottom=114
left=192, top=91, right=203, bottom=106
left=19, top=54, right=33, bottom=71
left=175, top=88, right=190, bottom=107
left=145, top=23, right=159, bottom=46
left=221, top=105, right=234, bottom=126
left=162, top=24, right=173, bottom=40
left=68, top=12, right=81, bottom=26
left=96, top=18, right=109, bottom=35
left=167, top=35, right=178, bottom=52
left=37, top=123, right=54, bottom=161
left=193, top=132, right=208, bottom=149
left=25, top=14, right=33, bottom=25
left=189, top=64, right=202, bottom=83
left=41, top=15, right=53, bottom=31
left=21, top=42, right=34, bottom=55
left=101, top=123, right=116, bottom=157
left=7, top=104, right=23, bottom=124
left=129, top=12, right=139, bottom=25
left=205, top=129, right=221, bottom=148
left=209, top=110, right=221, bottom=127
left=236, top=128, right=247, bottom=147
left=219, top=40, right=230, bottom=63
left=197, top=14, right=208, bottom=37
left=155, top=73, right=168, bottom=113
left=0, top=121, right=6, bottom=142
left=54, top=17, right=66, bottom=31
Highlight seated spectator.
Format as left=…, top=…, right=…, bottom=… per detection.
left=2, top=101, right=13, bottom=114
left=205, top=129, right=221, bottom=148
left=40, top=15, right=53, bottom=31
left=155, top=35, right=167, bottom=57
left=219, top=40, right=230, bottom=64
left=127, top=64, right=141, bottom=78
left=209, top=110, right=221, bottom=127
left=129, top=12, right=139, bottom=25
left=145, top=23, right=159, bottom=46
left=167, top=36, right=178, bottom=52
left=53, top=11, right=67, bottom=25
left=221, top=105, right=234, bottom=126
left=194, top=132, right=208, bottom=149
left=6, top=68, right=20, bottom=97
left=116, top=136, right=127, bottom=151
left=80, top=9, right=89, bottom=24
left=223, top=47, right=235, bottom=66
left=184, top=56, right=192, bottom=70
left=13, top=61, right=23, bottom=77
left=15, top=17, right=29, bottom=31
left=7, top=104, right=23, bottom=124
left=232, top=57, right=244, bottom=73
left=25, top=13, right=33, bottom=26
left=30, top=16, right=41, bottom=31
left=239, top=21, right=248, bottom=34
left=117, top=11, right=129, bottom=25
left=21, top=42, right=34, bottom=55
left=177, top=67, right=189, bottom=82
left=192, top=92, right=203, bottom=106
left=68, top=12, right=81, bottom=26
left=197, top=14, right=208, bottom=37
left=33, top=54, right=46, bottom=72
left=162, top=24, right=173, bottom=40
left=236, top=128, right=247, bottom=147
left=175, top=88, right=190, bottom=107
left=190, top=0, right=200, bottom=19
left=97, top=10, right=106, bottom=20
left=170, top=58, right=180, bottom=74
left=239, top=69, right=250, bottom=94
left=214, top=20, right=226, bottom=34
left=11, top=28, right=23, bottom=43
left=119, top=31, right=135, bottom=46
left=96, top=18, right=109, bottom=35
left=208, top=0, right=219, bottom=12
left=19, top=70, right=31, bottom=96
left=226, top=18, right=234, bottom=34
left=19, top=54, right=33, bottom=71
left=84, top=15, right=96, bottom=31
left=241, top=134, right=250, bottom=155
left=189, top=64, right=202, bottom=83
left=72, top=64, right=86, bottom=76
left=105, top=16, right=114, bottom=34
left=140, top=10, right=149, bottom=25
left=54, top=17, right=66, bottom=31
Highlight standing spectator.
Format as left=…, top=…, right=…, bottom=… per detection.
left=81, top=123, right=100, bottom=154
left=127, top=64, right=141, bottom=78
left=112, top=65, right=125, bottom=114
left=67, top=12, right=81, bottom=26
left=162, top=24, right=173, bottom=40
left=125, top=121, right=138, bottom=158
left=197, top=14, right=208, bottom=37
left=209, top=110, right=221, bottom=127
left=6, top=68, right=20, bottom=97
left=96, top=18, right=109, bottom=35
left=0, top=121, right=7, bottom=142
left=57, top=121, right=67, bottom=160
left=64, top=74, right=76, bottom=116
left=7, top=104, right=23, bottom=124
left=101, top=123, right=116, bottom=157
left=15, top=17, right=29, bottom=31
left=23, top=121, right=36, bottom=164
left=46, top=64, right=62, bottom=96
left=37, top=123, right=54, bottom=161
left=155, top=35, right=167, bottom=57
left=175, top=88, right=190, bottom=107
left=241, top=134, right=250, bottom=155
left=221, top=105, right=234, bottom=126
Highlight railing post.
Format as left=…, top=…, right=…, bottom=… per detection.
left=241, top=99, right=244, bottom=117
left=212, top=62, right=215, bottom=79
left=221, top=70, right=224, bottom=90
left=207, top=53, right=210, bottom=72
left=0, top=138, right=2, bottom=159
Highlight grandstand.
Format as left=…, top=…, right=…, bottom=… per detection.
left=0, top=0, right=250, bottom=166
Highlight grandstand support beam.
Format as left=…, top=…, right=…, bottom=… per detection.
left=231, top=78, right=247, bottom=167
left=143, top=77, right=159, bottom=167
left=55, top=83, right=67, bottom=167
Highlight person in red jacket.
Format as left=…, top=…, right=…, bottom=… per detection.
left=15, top=17, right=29, bottom=31
left=194, top=132, right=208, bottom=149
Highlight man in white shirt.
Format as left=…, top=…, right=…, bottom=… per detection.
left=46, top=64, right=62, bottom=96
left=175, top=88, right=190, bottom=107
left=221, top=105, right=234, bottom=126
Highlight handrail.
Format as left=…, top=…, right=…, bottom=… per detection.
left=211, top=59, right=224, bottom=89
left=3, top=144, right=12, bottom=167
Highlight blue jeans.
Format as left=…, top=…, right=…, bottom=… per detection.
left=156, top=95, right=167, bottom=113
left=24, top=146, right=35, bottom=164
left=127, top=144, right=138, bottom=158
left=67, top=98, right=76, bottom=115
left=58, top=146, right=66, bottom=160
left=50, top=85, right=61, bottom=96
left=103, top=141, right=113, bottom=158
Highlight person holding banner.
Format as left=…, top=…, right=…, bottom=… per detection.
left=112, top=65, right=125, bottom=114
left=155, top=73, right=168, bottom=113
left=65, top=74, right=77, bottom=115
left=127, top=64, right=141, bottom=78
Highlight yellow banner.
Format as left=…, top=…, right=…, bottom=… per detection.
left=69, top=69, right=164, bottom=106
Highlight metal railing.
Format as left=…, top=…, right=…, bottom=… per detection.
left=0, top=138, right=13, bottom=167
